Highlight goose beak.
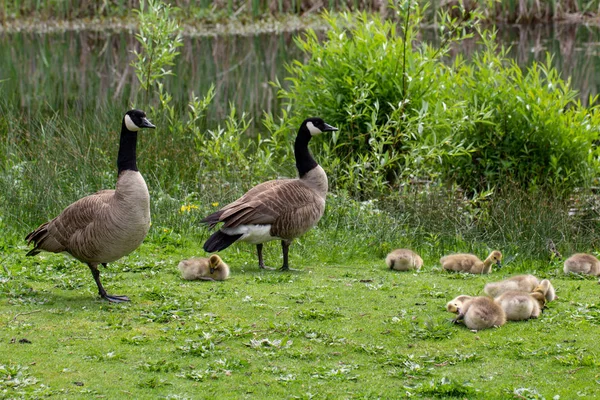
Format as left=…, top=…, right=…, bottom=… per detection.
left=496, top=260, right=502, bottom=269
left=323, top=123, right=338, bottom=132
left=141, top=117, right=156, bottom=129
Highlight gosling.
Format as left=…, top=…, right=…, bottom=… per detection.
left=495, top=289, right=546, bottom=321
left=446, top=295, right=473, bottom=313
left=385, top=249, right=423, bottom=271
left=451, top=296, right=506, bottom=331
left=563, top=253, right=600, bottom=276
left=441, top=250, right=502, bottom=274
left=484, top=274, right=540, bottom=298
left=534, top=279, right=557, bottom=302
left=178, top=254, right=230, bottom=281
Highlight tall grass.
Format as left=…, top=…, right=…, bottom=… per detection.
left=1, top=0, right=599, bottom=23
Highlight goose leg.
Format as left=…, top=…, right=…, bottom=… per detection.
left=257, top=244, right=275, bottom=270
left=88, top=263, right=130, bottom=303
left=280, top=240, right=298, bottom=271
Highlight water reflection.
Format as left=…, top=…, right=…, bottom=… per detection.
left=0, top=23, right=598, bottom=127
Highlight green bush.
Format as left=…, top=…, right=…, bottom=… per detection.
left=442, top=31, right=600, bottom=191
left=275, top=4, right=600, bottom=195
left=274, top=7, right=478, bottom=197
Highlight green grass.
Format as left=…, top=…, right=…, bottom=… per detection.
left=2, top=226, right=600, bottom=398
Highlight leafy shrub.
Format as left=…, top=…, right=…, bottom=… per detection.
left=275, top=6, right=477, bottom=196
left=442, top=31, right=600, bottom=191
left=275, top=3, right=600, bottom=194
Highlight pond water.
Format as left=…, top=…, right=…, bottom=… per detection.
left=1, top=23, right=599, bottom=131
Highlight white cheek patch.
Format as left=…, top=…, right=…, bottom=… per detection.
left=124, top=114, right=140, bottom=132
left=306, top=121, right=322, bottom=136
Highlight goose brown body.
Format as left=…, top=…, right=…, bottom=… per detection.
left=25, top=109, right=155, bottom=302
left=202, top=117, right=337, bottom=271
left=26, top=171, right=150, bottom=263
left=563, top=253, right=600, bottom=276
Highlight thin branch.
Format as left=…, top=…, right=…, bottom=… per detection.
left=9, top=309, right=43, bottom=325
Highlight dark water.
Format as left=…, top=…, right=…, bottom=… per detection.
left=0, top=23, right=599, bottom=128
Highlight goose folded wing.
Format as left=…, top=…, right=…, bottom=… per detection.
left=49, top=191, right=114, bottom=248
left=219, top=181, right=320, bottom=229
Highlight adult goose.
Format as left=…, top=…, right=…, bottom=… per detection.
left=202, top=117, right=338, bottom=271
left=25, top=109, right=155, bottom=302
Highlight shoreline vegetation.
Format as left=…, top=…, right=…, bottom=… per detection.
left=1, top=0, right=600, bottom=34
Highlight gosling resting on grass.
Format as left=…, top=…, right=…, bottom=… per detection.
left=534, top=279, right=557, bottom=302
left=563, top=253, right=600, bottom=276
left=385, top=249, right=423, bottom=271
left=451, top=296, right=506, bottom=331
left=484, top=274, right=540, bottom=298
left=495, top=290, right=546, bottom=321
left=25, top=110, right=155, bottom=302
left=446, top=295, right=473, bottom=313
left=178, top=254, right=230, bottom=281
left=201, top=118, right=338, bottom=271
left=441, top=251, right=502, bottom=274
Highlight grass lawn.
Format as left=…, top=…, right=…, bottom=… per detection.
left=1, top=231, right=599, bottom=399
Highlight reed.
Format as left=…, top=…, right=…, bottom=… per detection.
left=2, top=0, right=599, bottom=23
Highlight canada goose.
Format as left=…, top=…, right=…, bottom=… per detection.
left=483, top=274, right=540, bottom=298
left=25, top=109, right=155, bottom=302
left=563, top=253, right=600, bottom=276
left=495, top=290, right=545, bottom=321
left=451, top=296, right=506, bottom=331
left=178, top=254, right=230, bottom=281
left=446, top=295, right=473, bottom=313
left=441, top=251, right=502, bottom=274
left=385, top=249, right=423, bottom=271
left=201, top=117, right=338, bottom=271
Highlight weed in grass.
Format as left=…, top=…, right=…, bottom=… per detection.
left=121, top=335, right=150, bottom=346
left=311, top=364, right=359, bottom=382
left=409, top=319, right=455, bottom=341
left=555, top=351, right=600, bottom=367
left=246, top=338, right=293, bottom=350
left=137, top=376, right=172, bottom=389
left=138, top=360, right=179, bottom=373
left=415, top=376, right=476, bottom=397
left=509, top=387, right=546, bottom=400
left=0, top=364, right=52, bottom=398
left=296, top=308, right=343, bottom=321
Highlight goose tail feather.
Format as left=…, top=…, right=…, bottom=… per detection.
left=203, top=231, right=242, bottom=252
left=201, top=210, right=224, bottom=229
left=25, top=222, right=50, bottom=256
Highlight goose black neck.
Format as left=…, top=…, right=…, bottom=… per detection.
left=117, top=121, right=138, bottom=173
left=295, top=129, right=318, bottom=178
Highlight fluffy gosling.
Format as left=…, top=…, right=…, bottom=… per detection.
left=441, top=250, right=502, bottom=274
left=451, top=296, right=506, bottom=331
left=385, top=249, right=423, bottom=271
left=484, top=274, right=540, bottom=298
left=495, top=290, right=546, bottom=321
left=446, top=295, right=473, bottom=313
left=534, top=279, right=557, bottom=302
left=563, top=253, right=600, bottom=276
left=178, top=254, right=230, bottom=281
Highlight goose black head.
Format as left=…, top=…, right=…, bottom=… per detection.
left=123, top=109, right=155, bottom=132
left=302, top=117, right=338, bottom=136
